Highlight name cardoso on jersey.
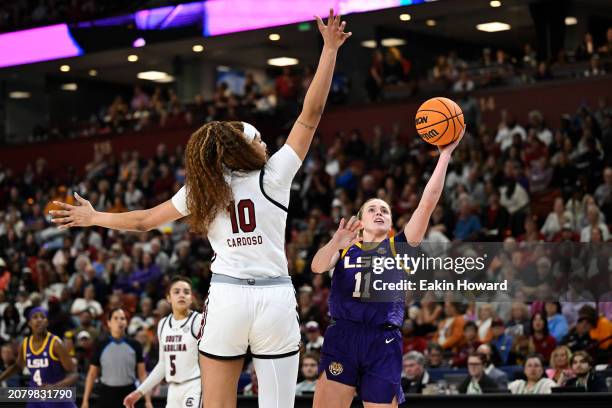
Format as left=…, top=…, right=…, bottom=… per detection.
left=227, top=234, right=263, bottom=248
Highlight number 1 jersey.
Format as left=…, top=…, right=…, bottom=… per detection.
left=171, top=145, right=302, bottom=279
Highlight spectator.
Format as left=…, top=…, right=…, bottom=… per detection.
left=575, top=32, right=596, bottom=61
left=562, top=351, right=607, bottom=392
left=70, top=284, right=103, bottom=319
left=366, top=50, right=384, bottom=101
left=295, top=353, right=318, bottom=396
left=578, top=305, right=612, bottom=351
left=593, top=167, right=612, bottom=208
left=453, top=321, right=482, bottom=367
left=401, top=319, right=427, bottom=355
left=401, top=351, right=431, bottom=394
left=546, top=345, right=574, bottom=386
left=561, top=316, right=597, bottom=353
left=545, top=302, right=569, bottom=343
left=580, top=204, right=610, bottom=242
left=491, top=318, right=513, bottom=365
left=458, top=353, right=500, bottom=394
left=434, top=302, right=465, bottom=350
left=533, top=61, right=553, bottom=82
left=426, top=343, right=447, bottom=369
left=476, top=344, right=509, bottom=389
left=304, top=321, right=324, bottom=353
left=508, top=354, right=557, bottom=394
left=530, top=312, right=557, bottom=361
left=453, top=200, right=482, bottom=241
left=127, top=297, right=155, bottom=336
left=0, top=344, right=19, bottom=387
left=584, top=55, right=606, bottom=78
left=242, top=363, right=258, bottom=396
left=540, top=197, right=574, bottom=240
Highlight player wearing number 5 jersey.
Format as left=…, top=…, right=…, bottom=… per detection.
left=311, top=128, right=465, bottom=408
left=0, top=308, right=77, bottom=408
left=50, top=8, right=351, bottom=408
left=123, top=277, right=203, bottom=408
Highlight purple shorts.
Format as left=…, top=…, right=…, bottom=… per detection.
left=318, top=319, right=404, bottom=404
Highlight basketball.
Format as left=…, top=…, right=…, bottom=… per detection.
left=415, top=97, right=465, bottom=146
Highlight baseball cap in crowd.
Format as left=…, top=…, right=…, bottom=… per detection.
left=77, top=331, right=91, bottom=341
left=306, top=321, right=320, bottom=332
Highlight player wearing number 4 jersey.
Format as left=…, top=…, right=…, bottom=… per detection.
left=311, top=127, right=465, bottom=407
left=124, top=277, right=202, bottom=408
left=0, top=308, right=78, bottom=408
left=50, top=8, right=351, bottom=408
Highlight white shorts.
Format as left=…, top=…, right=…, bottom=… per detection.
left=198, top=282, right=300, bottom=358
left=166, top=378, right=201, bottom=408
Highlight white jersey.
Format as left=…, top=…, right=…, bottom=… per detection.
left=172, top=144, right=302, bottom=279
left=157, top=311, right=202, bottom=383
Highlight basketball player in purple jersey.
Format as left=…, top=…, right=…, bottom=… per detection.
left=311, top=128, right=464, bottom=407
left=0, top=307, right=77, bottom=408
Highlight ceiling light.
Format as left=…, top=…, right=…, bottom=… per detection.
left=60, top=64, right=70, bottom=72
left=217, top=65, right=230, bottom=72
left=361, top=40, right=377, bottom=48
left=426, top=19, right=436, bottom=27
left=137, top=71, right=171, bottom=81
left=61, top=83, right=78, bottom=91
left=381, top=38, right=406, bottom=47
left=154, top=75, right=174, bottom=83
left=89, top=69, right=98, bottom=76
left=565, top=16, right=577, bottom=26
left=399, top=14, right=411, bottom=21
left=268, top=33, right=280, bottom=41
left=192, top=44, right=204, bottom=52
left=9, top=91, right=31, bottom=99
left=490, top=1, right=502, bottom=7
left=133, top=37, right=146, bottom=47
left=267, top=57, right=299, bottom=67
left=476, top=22, right=511, bottom=32
left=127, top=54, right=138, bottom=62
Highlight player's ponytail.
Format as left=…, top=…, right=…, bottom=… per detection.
left=185, top=121, right=267, bottom=234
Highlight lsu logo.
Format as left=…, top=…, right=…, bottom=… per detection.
left=328, top=362, right=344, bottom=376
left=416, top=116, right=428, bottom=125
left=185, top=397, right=194, bottom=407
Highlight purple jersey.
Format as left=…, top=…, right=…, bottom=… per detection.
left=23, top=333, right=68, bottom=387
left=329, top=232, right=408, bottom=327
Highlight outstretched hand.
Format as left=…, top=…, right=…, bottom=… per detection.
left=331, top=216, right=362, bottom=249
left=49, top=192, right=96, bottom=230
left=438, top=124, right=467, bottom=157
left=315, top=8, right=352, bottom=50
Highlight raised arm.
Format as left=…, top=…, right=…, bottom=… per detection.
left=404, top=129, right=465, bottom=245
left=286, top=8, right=351, bottom=160
left=51, top=192, right=183, bottom=232
left=311, top=216, right=361, bottom=273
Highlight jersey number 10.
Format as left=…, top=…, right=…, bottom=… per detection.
left=228, top=199, right=256, bottom=233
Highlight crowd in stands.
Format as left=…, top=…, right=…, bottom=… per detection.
left=0, top=0, right=152, bottom=33
left=1, top=75, right=612, bottom=396
left=367, top=28, right=612, bottom=101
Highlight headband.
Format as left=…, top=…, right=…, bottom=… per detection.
left=242, top=122, right=260, bottom=143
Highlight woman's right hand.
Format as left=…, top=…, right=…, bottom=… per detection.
left=331, top=216, right=362, bottom=249
left=50, top=193, right=97, bottom=230
left=123, top=390, right=143, bottom=408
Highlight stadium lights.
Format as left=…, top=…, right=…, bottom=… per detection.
left=399, top=14, right=411, bottom=21
left=267, top=57, right=299, bottom=67
left=490, top=1, right=502, bottom=7
left=9, top=91, right=31, bottom=99
left=565, top=16, right=578, bottom=26
left=89, top=69, right=98, bottom=76
left=192, top=44, right=204, bottom=52
left=381, top=38, right=406, bottom=47
left=426, top=19, right=436, bottom=27
left=133, top=37, right=146, bottom=48
left=61, top=83, right=78, bottom=91
left=137, top=71, right=173, bottom=82
left=361, top=40, right=377, bottom=48
left=476, top=22, right=511, bottom=32
left=60, top=64, right=70, bottom=72
left=128, top=54, right=139, bottom=62
left=268, top=33, right=280, bottom=41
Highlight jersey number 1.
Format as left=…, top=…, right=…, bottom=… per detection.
left=229, top=199, right=256, bottom=233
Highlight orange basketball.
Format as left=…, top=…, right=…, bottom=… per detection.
left=415, top=97, right=465, bottom=146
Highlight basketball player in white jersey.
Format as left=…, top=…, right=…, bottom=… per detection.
left=50, top=8, right=351, bottom=408
left=123, top=276, right=202, bottom=408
